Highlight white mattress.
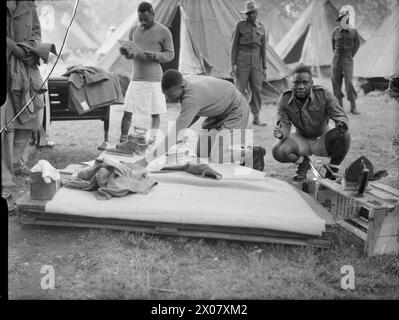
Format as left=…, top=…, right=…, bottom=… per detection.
left=46, top=164, right=326, bottom=236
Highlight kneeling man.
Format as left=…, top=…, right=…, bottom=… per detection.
left=153, top=69, right=250, bottom=162
left=272, top=65, right=351, bottom=181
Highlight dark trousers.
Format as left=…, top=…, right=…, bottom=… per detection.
left=331, top=55, right=357, bottom=103
left=235, top=50, right=263, bottom=117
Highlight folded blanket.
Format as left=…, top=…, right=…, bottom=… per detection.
left=63, top=158, right=157, bottom=200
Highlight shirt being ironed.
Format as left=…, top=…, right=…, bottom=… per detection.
left=277, top=85, right=348, bottom=139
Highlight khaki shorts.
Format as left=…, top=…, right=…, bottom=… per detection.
left=290, top=131, right=329, bottom=157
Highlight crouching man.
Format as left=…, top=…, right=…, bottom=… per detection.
left=151, top=69, right=250, bottom=163
left=272, top=65, right=351, bottom=181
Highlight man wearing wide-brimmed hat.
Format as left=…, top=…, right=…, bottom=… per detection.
left=231, top=0, right=267, bottom=126
left=331, top=8, right=361, bottom=114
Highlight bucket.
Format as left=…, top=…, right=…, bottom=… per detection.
left=29, top=172, right=59, bottom=200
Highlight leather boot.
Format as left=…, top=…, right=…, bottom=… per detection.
left=293, top=156, right=310, bottom=182
left=350, top=101, right=360, bottom=114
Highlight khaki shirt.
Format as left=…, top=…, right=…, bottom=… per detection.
left=231, top=20, right=267, bottom=69
left=277, top=85, right=348, bottom=139
left=332, top=26, right=360, bottom=57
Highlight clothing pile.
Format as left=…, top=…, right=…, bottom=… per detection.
left=62, top=65, right=124, bottom=114
left=63, top=158, right=157, bottom=200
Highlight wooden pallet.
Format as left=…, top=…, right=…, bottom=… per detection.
left=316, top=180, right=399, bottom=256
left=16, top=191, right=333, bottom=249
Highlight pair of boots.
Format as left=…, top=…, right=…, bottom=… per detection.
left=338, top=98, right=360, bottom=114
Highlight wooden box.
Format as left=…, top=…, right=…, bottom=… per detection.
left=315, top=179, right=399, bottom=256
left=30, top=172, right=59, bottom=201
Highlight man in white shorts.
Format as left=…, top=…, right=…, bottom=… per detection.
left=272, top=65, right=351, bottom=181
left=119, top=1, right=174, bottom=143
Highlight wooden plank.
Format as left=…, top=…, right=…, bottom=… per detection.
left=369, top=182, right=399, bottom=198
left=350, top=217, right=369, bottom=231
left=319, top=180, right=391, bottom=210
left=19, top=210, right=329, bottom=241
left=337, top=220, right=367, bottom=241
left=378, top=209, right=399, bottom=237
left=16, top=193, right=47, bottom=212
left=18, top=216, right=331, bottom=248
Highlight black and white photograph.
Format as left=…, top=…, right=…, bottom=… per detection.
left=2, top=0, right=399, bottom=305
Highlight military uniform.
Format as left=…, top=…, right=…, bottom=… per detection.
left=277, top=85, right=348, bottom=156
left=231, top=20, right=266, bottom=121
left=331, top=26, right=360, bottom=108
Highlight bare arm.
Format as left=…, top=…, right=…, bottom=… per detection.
left=153, top=28, right=174, bottom=63
left=261, top=27, right=266, bottom=69
left=352, top=29, right=360, bottom=57
left=276, top=96, right=292, bottom=139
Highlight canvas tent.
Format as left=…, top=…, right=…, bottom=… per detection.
left=96, top=0, right=291, bottom=102
left=354, top=5, right=399, bottom=96
left=259, top=6, right=293, bottom=48
left=275, top=0, right=340, bottom=76
left=37, top=4, right=99, bottom=55
left=354, top=6, right=399, bottom=79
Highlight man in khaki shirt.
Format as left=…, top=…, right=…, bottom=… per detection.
left=272, top=65, right=351, bottom=181
left=150, top=69, right=250, bottom=162
left=231, top=0, right=267, bottom=126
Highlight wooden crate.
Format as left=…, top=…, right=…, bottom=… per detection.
left=315, top=179, right=399, bottom=256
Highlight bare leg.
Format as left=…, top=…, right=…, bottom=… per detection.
left=151, top=114, right=160, bottom=130
left=325, top=128, right=351, bottom=166
left=272, top=137, right=310, bottom=181
left=272, top=137, right=301, bottom=163
left=120, top=111, right=132, bottom=142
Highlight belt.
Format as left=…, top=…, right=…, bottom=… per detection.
left=238, top=44, right=260, bottom=49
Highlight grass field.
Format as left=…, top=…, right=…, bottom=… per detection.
left=7, top=78, right=399, bottom=299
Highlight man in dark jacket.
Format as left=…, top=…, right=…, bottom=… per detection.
left=231, top=0, right=267, bottom=126
left=331, top=8, right=361, bottom=114
left=272, top=65, right=351, bottom=181
left=2, top=0, right=43, bottom=191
